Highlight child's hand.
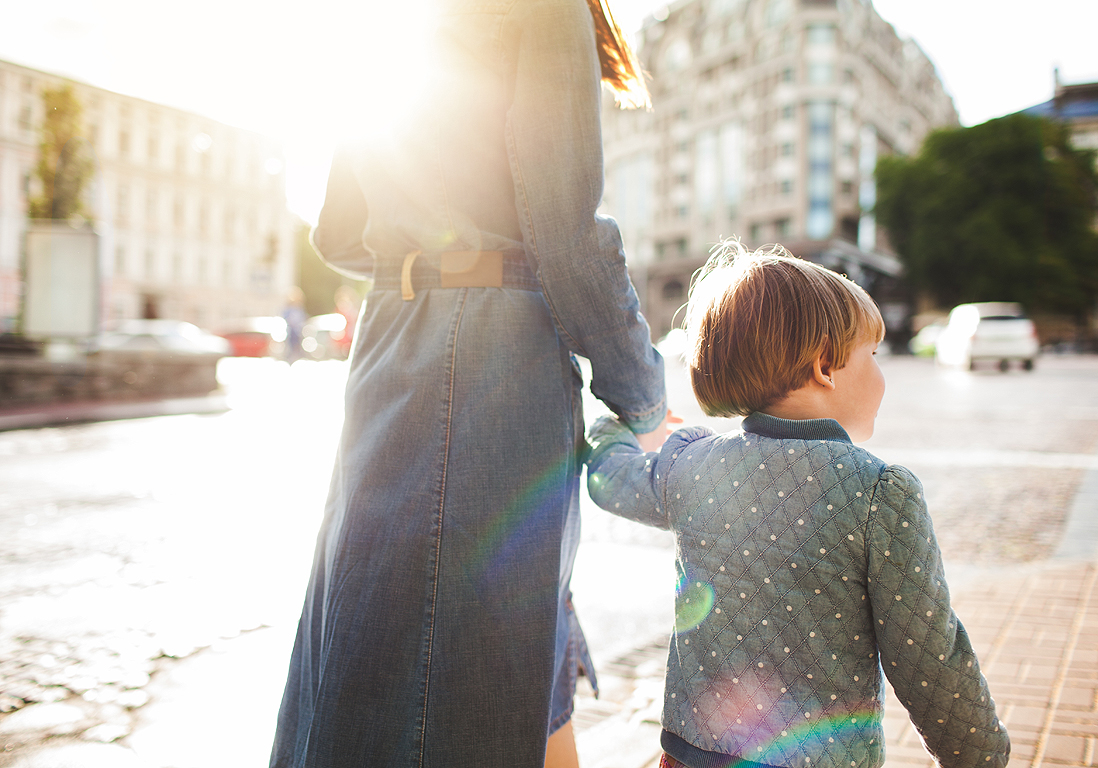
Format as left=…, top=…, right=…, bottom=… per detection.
left=635, top=410, right=683, bottom=452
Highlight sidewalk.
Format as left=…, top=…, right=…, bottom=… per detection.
left=0, top=394, right=229, bottom=432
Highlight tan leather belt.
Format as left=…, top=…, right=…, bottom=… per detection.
left=401, top=250, right=505, bottom=300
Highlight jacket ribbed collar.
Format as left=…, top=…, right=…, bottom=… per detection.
left=741, top=412, right=852, bottom=443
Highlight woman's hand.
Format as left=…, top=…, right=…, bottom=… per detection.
left=634, top=410, right=683, bottom=453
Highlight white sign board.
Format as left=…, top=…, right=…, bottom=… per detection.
left=23, top=223, right=100, bottom=339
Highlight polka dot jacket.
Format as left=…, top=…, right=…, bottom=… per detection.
left=586, top=412, right=1009, bottom=768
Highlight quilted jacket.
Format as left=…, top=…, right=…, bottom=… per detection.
left=587, top=412, right=1010, bottom=768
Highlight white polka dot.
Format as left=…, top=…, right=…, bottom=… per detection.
left=752, top=507, right=757, bottom=512
left=907, top=639, right=914, bottom=645
left=764, top=578, right=770, bottom=584
left=848, top=534, right=854, bottom=540
left=778, top=491, right=785, bottom=497
left=671, top=693, right=676, bottom=698
left=807, top=476, right=813, bottom=482
left=789, top=449, right=795, bottom=454
left=720, top=566, right=726, bottom=571
left=758, top=662, right=765, bottom=667
left=725, top=523, right=730, bottom=529
left=815, top=589, right=821, bottom=594
left=757, top=704, right=763, bottom=710
left=827, top=505, right=833, bottom=510
left=771, top=535, right=777, bottom=540
left=810, top=632, right=815, bottom=637
left=701, top=540, right=707, bottom=545
left=709, top=498, right=714, bottom=504
left=695, top=475, right=701, bottom=480
left=922, top=681, right=928, bottom=687
left=672, top=453, right=678, bottom=459
left=740, top=593, right=746, bottom=598
left=712, top=651, right=717, bottom=656
left=615, top=502, right=620, bottom=508
left=798, top=519, right=805, bottom=525
left=791, top=563, right=797, bottom=568
left=895, top=595, right=902, bottom=600
left=831, top=695, right=837, bottom=701
left=902, top=521, right=909, bottom=527
left=733, top=481, right=739, bottom=487
left=805, top=712, right=811, bottom=718
left=733, top=677, right=739, bottom=683
left=787, top=605, right=793, bottom=611
left=715, top=608, right=721, bottom=614
left=939, top=654, right=945, bottom=660
left=970, top=728, right=976, bottom=733
left=871, top=505, right=877, bottom=511
left=836, top=613, right=842, bottom=618
left=684, top=639, right=689, bottom=644
left=915, top=566, right=921, bottom=572
left=820, top=548, right=827, bottom=554
left=807, top=674, right=813, bottom=679
left=784, top=646, right=790, bottom=652
left=837, top=464, right=843, bottom=469
left=676, top=493, right=681, bottom=499
left=854, top=675, right=859, bottom=681
left=762, top=619, right=768, bottom=624
left=856, top=491, right=862, bottom=497
left=885, top=550, right=891, bottom=557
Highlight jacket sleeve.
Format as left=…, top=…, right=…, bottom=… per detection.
left=504, top=0, right=666, bottom=434
left=866, top=465, right=1010, bottom=768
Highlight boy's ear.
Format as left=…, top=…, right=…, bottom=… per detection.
left=811, top=343, right=836, bottom=390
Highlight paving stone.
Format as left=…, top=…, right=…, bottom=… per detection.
left=1042, top=733, right=1088, bottom=762
left=0, top=703, right=83, bottom=736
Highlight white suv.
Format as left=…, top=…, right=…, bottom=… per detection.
left=935, top=302, right=1039, bottom=372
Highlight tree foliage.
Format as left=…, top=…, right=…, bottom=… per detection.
left=29, top=84, right=94, bottom=221
left=875, top=113, right=1098, bottom=317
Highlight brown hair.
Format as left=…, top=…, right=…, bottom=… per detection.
left=586, top=0, right=650, bottom=109
left=686, top=240, right=885, bottom=417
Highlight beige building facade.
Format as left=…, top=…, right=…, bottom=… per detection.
left=0, top=58, right=296, bottom=336
left=600, top=0, right=958, bottom=339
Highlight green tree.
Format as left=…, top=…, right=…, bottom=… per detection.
left=875, top=113, right=1098, bottom=318
left=29, top=84, right=94, bottom=221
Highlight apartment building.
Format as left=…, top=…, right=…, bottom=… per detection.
left=0, top=58, right=296, bottom=335
left=600, top=0, right=958, bottom=339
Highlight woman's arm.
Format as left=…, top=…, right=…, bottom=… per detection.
left=504, top=0, right=666, bottom=434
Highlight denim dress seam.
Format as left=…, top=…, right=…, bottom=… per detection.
left=418, top=289, right=471, bottom=764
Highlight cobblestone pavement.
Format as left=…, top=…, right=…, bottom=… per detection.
left=0, top=354, right=1096, bottom=766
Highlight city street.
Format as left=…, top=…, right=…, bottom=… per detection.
left=0, top=352, right=1096, bottom=766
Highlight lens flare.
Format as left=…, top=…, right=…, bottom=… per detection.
left=675, top=574, right=716, bottom=632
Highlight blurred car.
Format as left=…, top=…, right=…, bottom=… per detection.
left=98, top=319, right=231, bottom=356
left=217, top=316, right=288, bottom=358
left=908, top=322, right=945, bottom=357
left=302, top=313, right=351, bottom=360
left=934, top=302, right=1039, bottom=371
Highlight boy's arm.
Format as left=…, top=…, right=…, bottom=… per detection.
left=866, top=465, right=1010, bottom=768
left=586, top=415, right=694, bottom=530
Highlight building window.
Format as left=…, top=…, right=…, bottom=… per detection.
left=148, top=135, right=159, bottom=162
left=781, top=179, right=793, bottom=195
left=675, top=205, right=689, bottom=219
left=782, top=104, right=795, bottom=120
left=116, top=186, right=129, bottom=224
left=841, top=143, right=854, bottom=157
left=18, top=104, right=32, bottom=131
left=841, top=180, right=854, bottom=195
left=781, top=142, right=794, bottom=157
left=749, top=223, right=762, bottom=242
left=174, top=197, right=185, bottom=228
left=146, top=191, right=158, bottom=226
left=662, top=279, right=685, bottom=300
left=806, top=101, right=835, bottom=239
left=173, top=252, right=183, bottom=281
left=115, top=245, right=126, bottom=275
left=144, top=249, right=156, bottom=280
left=119, top=131, right=130, bottom=156
left=807, top=63, right=833, bottom=85
left=775, top=218, right=791, bottom=237
left=782, top=68, right=794, bottom=83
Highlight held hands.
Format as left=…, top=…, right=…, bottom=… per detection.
left=634, top=410, right=683, bottom=453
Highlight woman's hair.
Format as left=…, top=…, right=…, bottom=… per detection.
left=587, top=0, right=650, bottom=109
left=686, top=239, right=885, bottom=418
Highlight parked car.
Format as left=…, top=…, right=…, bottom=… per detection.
left=98, top=319, right=231, bottom=356
left=908, top=322, right=945, bottom=357
left=934, top=302, right=1038, bottom=371
left=301, top=313, right=350, bottom=360
left=217, top=316, right=288, bottom=358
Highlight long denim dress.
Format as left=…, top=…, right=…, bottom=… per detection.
left=269, top=0, right=666, bottom=765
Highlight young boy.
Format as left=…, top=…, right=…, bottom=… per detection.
left=586, top=242, right=1009, bottom=768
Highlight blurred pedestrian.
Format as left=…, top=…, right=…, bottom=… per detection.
left=270, top=1, right=668, bottom=766
left=280, top=287, right=307, bottom=364
left=587, top=242, right=1011, bottom=768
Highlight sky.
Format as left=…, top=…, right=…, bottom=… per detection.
left=1, top=0, right=1096, bottom=224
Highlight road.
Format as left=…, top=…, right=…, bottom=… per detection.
left=0, top=352, right=1096, bottom=766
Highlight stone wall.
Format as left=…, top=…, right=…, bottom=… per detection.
left=0, top=352, right=221, bottom=409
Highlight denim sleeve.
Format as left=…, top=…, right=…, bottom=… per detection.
left=310, top=146, right=372, bottom=280
left=504, top=0, right=666, bottom=434
left=866, top=465, right=1010, bottom=768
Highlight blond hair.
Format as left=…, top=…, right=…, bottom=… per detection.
left=686, top=240, right=885, bottom=417
left=587, top=0, right=650, bottom=109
